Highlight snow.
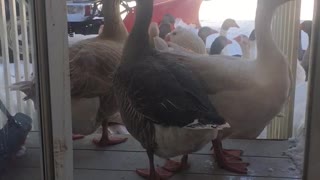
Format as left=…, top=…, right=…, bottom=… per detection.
left=286, top=134, right=306, bottom=172
left=284, top=82, right=308, bottom=172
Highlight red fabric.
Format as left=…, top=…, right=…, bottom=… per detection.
left=123, top=0, right=202, bottom=32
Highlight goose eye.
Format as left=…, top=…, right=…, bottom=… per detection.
left=172, top=32, right=177, bottom=36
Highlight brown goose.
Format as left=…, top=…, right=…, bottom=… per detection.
left=148, top=22, right=168, bottom=50
left=113, top=0, right=229, bottom=179
left=10, top=0, right=128, bottom=146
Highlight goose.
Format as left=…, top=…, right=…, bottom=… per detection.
left=209, top=36, right=232, bottom=55
left=10, top=0, right=128, bottom=146
left=160, top=0, right=292, bottom=174
left=149, top=23, right=197, bottom=53
left=220, top=19, right=240, bottom=56
left=159, top=23, right=172, bottom=39
left=148, top=22, right=170, bottom=51
left=113, top=0, right=229, bottom=179
left=165, top=27, right=207, bottom=54
left=219, top=18, right=240, bottom=37
left=160, top=13, right=175, bottom=28
left=233, top=34, right=251, bottom=59
left=300, top=20, right=312, bottom=80
left=198, top=26, right=218, bottom=44
left=205, top=19, right=239, bottom=56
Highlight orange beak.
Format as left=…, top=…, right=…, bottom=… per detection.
left=233, top=35, right=241, bottom=42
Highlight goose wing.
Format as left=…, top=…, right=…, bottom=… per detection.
left=126, top=54, right=225, bottom=127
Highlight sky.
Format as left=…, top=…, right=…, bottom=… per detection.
left=199, top=0, right=314, bottom=21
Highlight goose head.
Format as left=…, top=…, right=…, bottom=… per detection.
left=221, top=18, right=239, bottom=31
left=149, top=22, right=160, bottom=39
left=234, top=34, right=250, bottom=49
left=159, top=23, right=172, bottom=39
left=99, top=0, right=128, bottom=43
left=165, top=27, right=207, bottom=54
left=198, top=26, right=219, bottom=43
left=209, top=35, right=232, bottom=55
left=249, top=29, right=256, bottom=41
left=148, top=22, right=165, bottom=49
left=161, top=13, right=175, bottom=24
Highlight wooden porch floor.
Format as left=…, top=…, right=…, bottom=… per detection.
left=2, top=132, right=302, bottom=180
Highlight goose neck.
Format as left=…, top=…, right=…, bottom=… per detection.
left=99, top=0, right=128, bottom=42
left=255, top=0, right=287, bottom=64
left=122, top=0, right=154, bottom=62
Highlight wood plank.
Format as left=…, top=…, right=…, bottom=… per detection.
left=0, top=168, right=42, bottom=180
left=25, top=132, right=290, bottom=158
left=14, top=149, right=301, bottom=179
left=74, top=169, right=301, bottom=180
left=1, top=168, right=301, bottom=180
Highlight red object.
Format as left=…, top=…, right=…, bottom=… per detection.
left=84, top=5, right=91, bottom=16
left=123, top=0, right=203, bottom=32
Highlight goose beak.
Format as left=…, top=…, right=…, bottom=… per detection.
left=234, top=23, right=240, bottom=28
left=227, top=39, right=233, bottom=44
left=233, top=36, right=241, bottom=42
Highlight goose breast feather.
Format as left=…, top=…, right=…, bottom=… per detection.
left=69, top=40, right=122, bottom=98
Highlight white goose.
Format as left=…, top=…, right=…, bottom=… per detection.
left=167, top=0, right=292, bottom=173
left=233, top=34, right=252, bottom=59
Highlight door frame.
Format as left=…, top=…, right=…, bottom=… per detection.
left=303, top=0, right=320, bottom=179
left=33, top=0, right=73, bottom=179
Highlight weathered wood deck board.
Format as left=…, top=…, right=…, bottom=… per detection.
left=26, top=132, right=290, bottom=158
left=1, top=168, right=301, bottom=180
left=12, top=148, right=300, bottom=179
left=3, top=132, right=300, bottom=180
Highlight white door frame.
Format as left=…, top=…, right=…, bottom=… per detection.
left=303, top=0, right=320, bottom=179
left=33, top=0, right=73, bottom=179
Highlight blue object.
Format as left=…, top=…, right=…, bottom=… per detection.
left=0, top=99, right=32, bottom=172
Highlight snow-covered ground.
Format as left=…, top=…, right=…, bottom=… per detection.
left=284, top=82, right=308, bottom=172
